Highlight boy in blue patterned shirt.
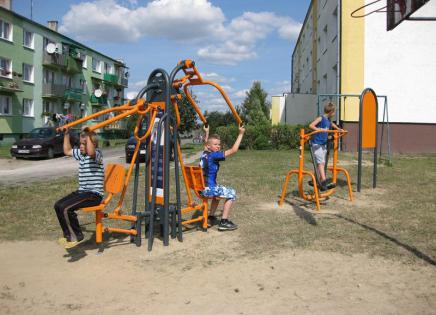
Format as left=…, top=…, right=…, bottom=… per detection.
left=200, top=126, right=245, bottom=231
left=54, top=128, right=104, bottom=249
left=309, top=102, right=342, bottom=190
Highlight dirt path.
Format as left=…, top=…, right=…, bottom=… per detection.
left=1, top=232, right=435, bottom=314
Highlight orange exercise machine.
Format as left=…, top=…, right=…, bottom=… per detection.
left=278, top=128, right=353, bottom=211
left=59, top=59, right=242, bottom=251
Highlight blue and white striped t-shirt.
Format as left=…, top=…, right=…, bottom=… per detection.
left=72, top=148, right=104, bottom=196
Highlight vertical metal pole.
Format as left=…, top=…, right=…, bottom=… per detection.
left=172, top=121, right=183, bottom=241
left=373, top=96, right=379, bottom=189
left=385, top=97, right=392, bottom=165
left=380, top=96, right=386, bottom=158
left=130, top=151, right=140, bottom=243
left=357, top=95, right=363, bottom=192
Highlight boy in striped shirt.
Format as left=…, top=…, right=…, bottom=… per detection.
left=54, top=128, right=104, bottom=249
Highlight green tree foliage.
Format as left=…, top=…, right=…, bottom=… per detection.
left=241, top=81, right=271, bottom=125
left=177, top=92, right=199, bottom=134
left=204, top=110, right=238, bottom=133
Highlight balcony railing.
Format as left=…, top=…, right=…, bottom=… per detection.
left=103, top=73, right=119, bottom=84
left=0, top=79, right=23, bottom=93
left=90, top=95, right=108, bottom=105
left=43, top=83, right=66, bottom=98
left=66, top=56, right=82, bottom=74
left=42, top=52, right=67, bottom=68
left=64, top=88, right=83, bottom=102
left=118, top=77, right=128, bottom=87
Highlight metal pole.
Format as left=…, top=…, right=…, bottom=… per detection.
left=357, top=94, right=363, bottom=192
left=373, top=93, right=379, bottom=188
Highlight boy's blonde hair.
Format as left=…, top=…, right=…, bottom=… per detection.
left=80, top=130, right=99, bottom=147
left=207, top=134, right=220, bottom=143
left=324, top=102, right=336, bottom=115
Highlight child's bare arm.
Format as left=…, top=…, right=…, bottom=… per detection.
left=331, top=122, right=343, bottom=131
left=86, top=135, right=96, bottom=158
left=203, top=124, right=209, bottom=144
left=224, top=126, right=245, bottom=157
left=63, top=128, right=73, bottom=156
left=309, top=117, right=322, bottom=131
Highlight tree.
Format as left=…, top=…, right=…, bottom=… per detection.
left=241, top=81, right=271, bottom=125
left=204, top=110, right=237, bottom=132
left=177, top=92, right=199, bottom=134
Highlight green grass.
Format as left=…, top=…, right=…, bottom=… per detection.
left=0, top=146, right=11, bottom=159
left=0, top=149, right=435, bottom=266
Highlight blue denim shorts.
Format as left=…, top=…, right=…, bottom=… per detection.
left=202, top=185, right=236, bottom=201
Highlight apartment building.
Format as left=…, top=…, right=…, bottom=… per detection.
left=0, top=3, right=128, bottom=144
left=276, top=0, right=436, bottom=153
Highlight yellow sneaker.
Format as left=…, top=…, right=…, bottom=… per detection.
left=58, top=237, right=67, bottom=245
left=64, top=238, right=85, bottom=249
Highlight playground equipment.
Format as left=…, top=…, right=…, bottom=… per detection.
left=318, top=88, right=389, bottom=192
left=59, top=59, right=242, bottom=251
left=278, top=128, right=353, bottom=211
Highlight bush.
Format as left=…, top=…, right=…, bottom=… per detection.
left=215, top=123, right=306, bottom=150
left=270, top=124, right=306, bottom=150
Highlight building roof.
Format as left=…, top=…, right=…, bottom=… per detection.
left=0, top=6, right=127, bottom=67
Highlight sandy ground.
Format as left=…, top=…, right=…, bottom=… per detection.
left=1, top=227, right=435, bottom=315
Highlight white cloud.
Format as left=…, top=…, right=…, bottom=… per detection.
left=268, top=80, right=292, bottom=96
left=59, top=0, right=225, bottom=42
left=60, top=0, right=301, bottom=64
left=126, top=91, right=138, bottom=100
left=200, top=72, right=235, bottom=83
left=234, top=89, right=248, bottom=98
left=197, top=11, right=301, bottom=65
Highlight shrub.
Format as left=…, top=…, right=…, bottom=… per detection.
left=214, top=123, right=306, bottom=150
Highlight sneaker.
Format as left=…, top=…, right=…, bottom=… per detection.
left=218, top=220, right=238, bottom=231
left=64, top=238, right=85, bottom=249
left=207, top=215, right=219, bottom=228
left=57, top=237, right=68, bottom=246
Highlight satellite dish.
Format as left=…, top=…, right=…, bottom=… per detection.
left=46, top=43, right=56, bottom=54
left=124, top=71, right=129, bottom=78
left=94, top=89, right=103, bottom=98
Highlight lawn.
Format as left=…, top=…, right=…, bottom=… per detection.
left=0, top=149, right=435, bottom=266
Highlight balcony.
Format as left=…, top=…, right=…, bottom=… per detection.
left=42, top=52, right=67, bottom=68
left=0, top=79, right=23, bottom=93
left=103, top=73, right=119, bottom=84
left=118, top=77, right=128, bottom=87
left=66, top=56, right=82, bottom=74
left=43, top=83, right=66, bottom=98
left=90, top=95, right=108, bottom=106
left=64, top=88, right=83, bottom=102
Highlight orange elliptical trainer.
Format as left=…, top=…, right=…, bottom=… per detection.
left=278, top=128, right=353, bottom=211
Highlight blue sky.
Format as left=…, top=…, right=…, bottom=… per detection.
left=13, top=0, right=310, bottom=112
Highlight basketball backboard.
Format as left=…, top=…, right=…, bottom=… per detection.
left=387, top=0, right=431, bottom=30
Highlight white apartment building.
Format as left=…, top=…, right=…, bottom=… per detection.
left=275, top=0, right=436, bottom=153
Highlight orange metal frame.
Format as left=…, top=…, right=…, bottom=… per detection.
left=278, top=129, right=353, bottom=211
left=58, top=59, right=242, bottom=239
left=172, top=60, right=242, bottom=229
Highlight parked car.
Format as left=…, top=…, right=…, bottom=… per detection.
left=10, top=127, right=80, bottom=159
left=125, top=135, right=147, bottom=163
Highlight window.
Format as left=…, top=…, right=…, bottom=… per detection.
left=23, top=29, right=34, bottom=48
left=80, top=79, right=86, bottom=93
left=43, top=100, right=54, bottom=113
left=0, top=57, right=12, bottom=78
left=23, top=98, right=34, bottom=117
left=43, top=69, right=54, bottom=84
left=0, top=95, right=12, bottom=115
left=22, top=63, right=34, bottom=83
left=0, top=19, right=12, bottom=41
left=82, top=55, right=87, bottom=68
left=104, top=62, right=113, bottom=74
left=92, top=58, right=101, bottom=73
